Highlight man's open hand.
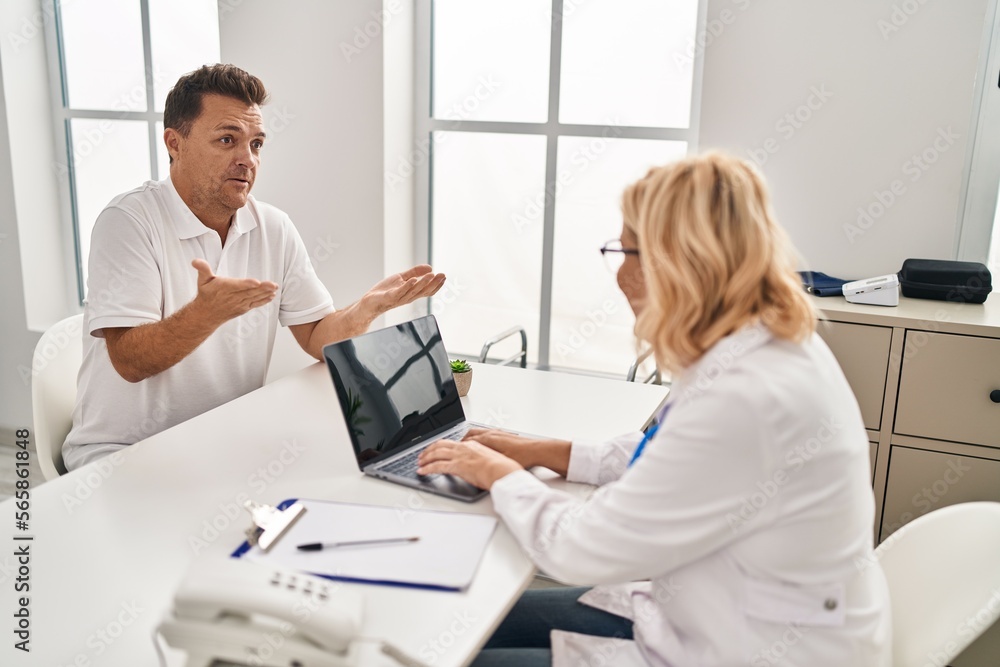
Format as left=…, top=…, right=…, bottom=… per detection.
left=366, top=264, right=446, bottom=315
left=192, top=258, right=278, bottom=325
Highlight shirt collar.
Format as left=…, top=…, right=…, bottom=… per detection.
left=163, top=176, right=258, bottom=240
left=231, top=201, right=258, bottom=237
left=668, top=321, right=774, bottom=405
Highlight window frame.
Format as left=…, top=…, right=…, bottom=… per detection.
left=415, top=0, right=709, bottom=369
left=957, top=0, right=1000, bottom=271
left=45, top=0, right=165, bottom=305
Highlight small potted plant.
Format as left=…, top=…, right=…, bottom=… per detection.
left=451, top=359, right=473, bottom=397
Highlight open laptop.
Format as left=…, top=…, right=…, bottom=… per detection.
left=323, top=315, right=491, bottom=502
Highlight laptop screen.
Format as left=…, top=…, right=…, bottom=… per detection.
left=323, top=315, right=465, bottom=468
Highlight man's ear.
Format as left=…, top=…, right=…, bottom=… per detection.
left=163, top=127, right=182, bottom=163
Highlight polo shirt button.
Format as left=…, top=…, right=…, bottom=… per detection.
left=824, top=598, right=838, bottom=611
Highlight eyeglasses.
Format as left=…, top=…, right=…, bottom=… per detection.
left=599, top=239, right=640, bottom=273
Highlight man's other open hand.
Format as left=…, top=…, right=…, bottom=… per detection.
left=366, top=264, right=446, bottom=315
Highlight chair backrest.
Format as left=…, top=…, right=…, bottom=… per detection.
left=31, top=314, right=84, bottom=480
left=478, top=326, right=527, bottom=368
left=874, top=501, right=1000, bottom=667
left=626, top=347, right=664, bottom=385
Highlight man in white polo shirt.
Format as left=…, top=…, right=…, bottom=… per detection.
left=63, top=64, right=445, bottom=470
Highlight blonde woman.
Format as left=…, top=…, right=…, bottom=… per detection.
left=418, top=153, right=891, bottom=666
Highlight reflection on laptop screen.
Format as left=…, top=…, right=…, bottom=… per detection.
left=324, top=316, right=464, bottom=466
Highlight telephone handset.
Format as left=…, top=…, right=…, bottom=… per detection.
left=158, top=557, right=364, bottom=667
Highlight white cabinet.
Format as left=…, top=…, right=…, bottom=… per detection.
left=880, top=447, right=1000, bottom=543
left=815, top=295, right=1000, bottom=667
left=869, top=442, right=877, bottom=483
left=816, top=320, right=892, bottom=432
left=895, top=332, right=1000, bottom=448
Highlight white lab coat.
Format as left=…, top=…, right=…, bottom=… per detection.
left=490, top=322, right=892, bottom=666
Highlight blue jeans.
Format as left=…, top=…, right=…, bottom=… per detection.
left=471, top=587, right=635, bottom=667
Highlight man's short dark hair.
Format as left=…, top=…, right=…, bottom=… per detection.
left=163, top=64, right=269, bottom=138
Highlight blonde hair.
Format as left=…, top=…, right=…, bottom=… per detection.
left=625, top=152, right=815, bottom=372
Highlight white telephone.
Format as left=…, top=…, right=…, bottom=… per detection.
left=157, top=557, right=364, bottom=667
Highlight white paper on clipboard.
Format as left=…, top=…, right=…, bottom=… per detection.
left=239, top=498, right=498, bottom=591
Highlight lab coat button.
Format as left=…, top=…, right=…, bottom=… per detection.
left=824, top=598, right=838, bottom=611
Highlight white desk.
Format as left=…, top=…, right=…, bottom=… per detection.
left=0, top=362, right=667, bottom=667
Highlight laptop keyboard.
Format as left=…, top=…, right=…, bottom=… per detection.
left=378, top=424, right=470, bottom=479
left=380, top=451, right=423, bottom=477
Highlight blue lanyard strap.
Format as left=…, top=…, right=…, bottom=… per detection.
left=627, top=423, right=659, bottom=467
left=628, top=403, right=671, bottom=468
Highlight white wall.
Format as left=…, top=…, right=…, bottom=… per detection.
left=0, top=0, right=76, bottom=438
left=698, top=0, right=991, bottom=278
left=1, top=0, right=74, bottom=332
left=0, top=56, right=38, bottom=437
left=219, top=0, right=403, bottom=380
left=383, top=0, right=417, bottom=279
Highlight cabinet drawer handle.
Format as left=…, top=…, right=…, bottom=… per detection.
left=992, top=390, right=1000, bottom=404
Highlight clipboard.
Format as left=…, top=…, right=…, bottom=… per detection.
left=231, top=498, right=497, bottom=592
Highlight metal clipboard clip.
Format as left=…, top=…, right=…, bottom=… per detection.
left=243, top=499, right=307, bottom=552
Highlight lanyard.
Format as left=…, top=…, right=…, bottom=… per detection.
left=628, top=403, right=671, bottom=468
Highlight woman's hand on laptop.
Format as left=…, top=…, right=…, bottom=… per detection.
left=416, top=440, right=522, bottom=490
left=463, top=429, right=573, bottom=478
left=460, top=429, right=537, bottom=467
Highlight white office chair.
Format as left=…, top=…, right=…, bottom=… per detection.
left=478, top=326, right=527, bottom=368
left=875, top=501, right=1000, bottom=666
left=31, top=314, right=84, bottom=480
left=626, top=347, right=666, bottom=385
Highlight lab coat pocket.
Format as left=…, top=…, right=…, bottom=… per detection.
left=743, top=578, right=846, bottom=627
left=551, top=630, right=646, bottom=667
left=577, top=583, right=649, bottom=620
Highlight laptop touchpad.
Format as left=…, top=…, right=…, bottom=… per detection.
left=425, top=473, right=485, bottom=498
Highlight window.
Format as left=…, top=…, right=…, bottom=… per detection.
left=956, top=0, right=1000, bottom=276
left=991, top=210, right=1000, bottom=275
left=48, top=0, right=220, bottom=302
left=418, top=0, right=706, bottom=377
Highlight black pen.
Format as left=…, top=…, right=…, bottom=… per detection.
left=297, top=537, right=420, bottom=551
